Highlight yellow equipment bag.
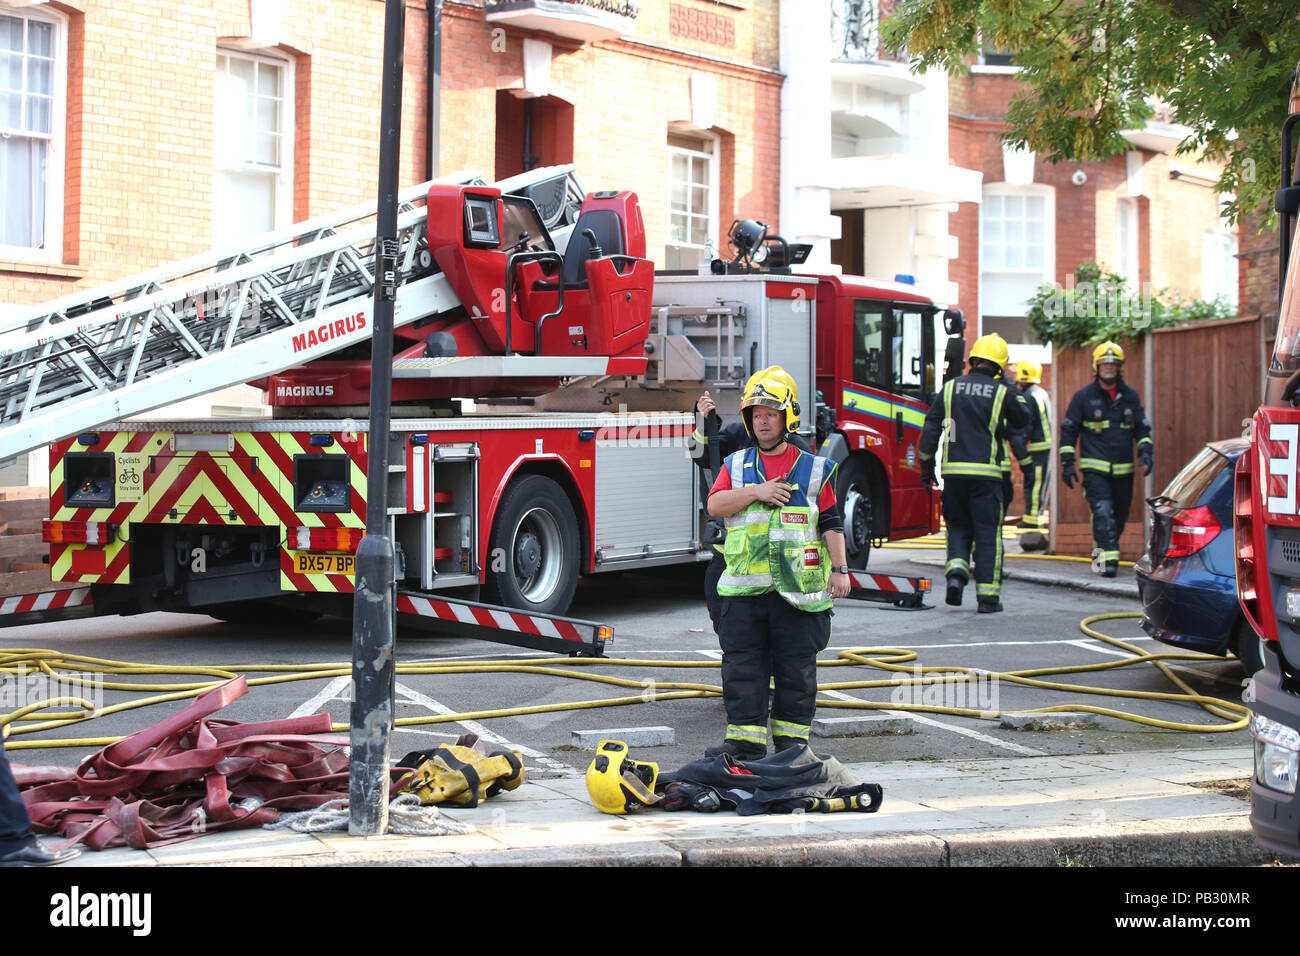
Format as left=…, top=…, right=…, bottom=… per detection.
left=394, top=734, right=526, bottom=808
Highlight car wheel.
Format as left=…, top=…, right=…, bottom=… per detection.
left=836, top=456, right=873, bottom=570
left=1233, top=617, right=1266, bottom=677
left=483, top=474, right=580, bottom=615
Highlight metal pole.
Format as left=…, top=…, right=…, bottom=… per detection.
left=350, top=0, right=404, bottom=837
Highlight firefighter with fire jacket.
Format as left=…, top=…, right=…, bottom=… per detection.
left=918, top=334, right=1029, bottom=613
left=692, top=367, right=810, bottom=635
left=1000, top=363, right=1031, bottom=524
left=1059, top=342, right=1152, bottom=577
left=1015, top=360, right=1053, bottom=547
left=706, top=376, right=849, bottom=760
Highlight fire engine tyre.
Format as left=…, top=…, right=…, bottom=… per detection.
left=1233, top=616, right=1266, bottom=677
left=484, top=475, right=580, bottom=615
left=837, top=456, right=873, bottom=569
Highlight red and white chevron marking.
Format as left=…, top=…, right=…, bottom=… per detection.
left=396, top=593, right=588, bottom=644
left=0, top=587, right=93, bottom=617
left=846, top=572, right=922, bottom=594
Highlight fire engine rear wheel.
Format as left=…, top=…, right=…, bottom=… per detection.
left=837, top=457, right=873, bottom=570
left=484, top=475, right=580, bottom=615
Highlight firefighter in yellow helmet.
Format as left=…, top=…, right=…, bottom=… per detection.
left=918, top=333, right=1030, bottom=612
left=705, top=375, right=849, bottom=759
left=1059, top=341, right=1152, bottom=577
left=1014, top=359, right=1053, bottom=547
left=691, top=367, right=810, bottom=635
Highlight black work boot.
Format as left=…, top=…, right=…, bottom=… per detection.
left=773, top=736, right=805, bottom=754
left=977, top=596, right=1003, bottom=614
left=706, top=740, right=766, bottom=761
left=945, top=574, right=966, bottom=607
left=1103, top=561, right=1119, bottom=578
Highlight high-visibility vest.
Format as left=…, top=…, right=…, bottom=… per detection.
left=716, top=447, right=833, bottom=612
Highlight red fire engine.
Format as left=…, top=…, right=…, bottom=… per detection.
left=0, top=167, right=953, bottom=653
left=1235, top=65, right=1300, bottom=854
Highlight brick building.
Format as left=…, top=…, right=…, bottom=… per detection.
left=0, top=0, right=782, bottom=480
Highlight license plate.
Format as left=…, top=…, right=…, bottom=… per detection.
left=292, top=552, right=355, bottom=575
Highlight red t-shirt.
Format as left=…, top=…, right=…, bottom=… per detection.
left=1103, top=384, right=1118, bottom=402
left=709, top=445, right=838, bottom=512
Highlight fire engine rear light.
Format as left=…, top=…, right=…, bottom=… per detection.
left=289, top=527, right=365, bottom=552
left=309, top=434, right=335, bottom=447
left=42, top=519, right=116, bottom=544
left=1253, top=714, right=1300, bottom=794
left=1165, top=505, right=1221, bottom=559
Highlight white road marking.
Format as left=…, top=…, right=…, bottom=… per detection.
left=288, top=675, right=351, bottom=720
left=1065, top=639, right=1240, bottom=688
left=394, top=681, right=576, bottom=777
left=819, top=688, right=1047, bottom=757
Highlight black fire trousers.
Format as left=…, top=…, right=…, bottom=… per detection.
left=717, top=591, right=831, bottom=745
left=942, top=476, right=1005, bottom=598
left=1082, top=471, right=1134, bottom=561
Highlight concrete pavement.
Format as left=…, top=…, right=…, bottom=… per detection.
left=28, top=548, right=1278, bottom=868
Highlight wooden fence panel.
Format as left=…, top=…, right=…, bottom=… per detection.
left=1037, top=317, right=1259, bottom=560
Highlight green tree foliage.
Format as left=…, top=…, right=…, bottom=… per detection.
left=1026, top=261, right=1235, bottom=348
left=879, top=0, right=1299, bottom=224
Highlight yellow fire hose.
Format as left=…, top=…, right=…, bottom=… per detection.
left=0, top=611, right=1249, bottom=751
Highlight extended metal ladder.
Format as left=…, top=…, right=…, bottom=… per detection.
left=0, top=166, right=582, bottom=462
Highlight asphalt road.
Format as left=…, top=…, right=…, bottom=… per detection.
left=0, top=548, right=1252, bottom=779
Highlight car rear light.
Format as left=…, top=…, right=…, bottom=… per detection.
left=1165, top=505, right=1221, bottom=559
left=289, top=526, right=365, bottom=552
left=42, top=519, right=116, bottom=544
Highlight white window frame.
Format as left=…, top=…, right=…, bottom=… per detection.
left=978, top=182, right=1056, bottom=339
left=0, top=3, right=67, bottom=264
left=1201, top=229, right=1238, bottom=309
left=1115, top=196, right=1139, bottom=286
left=665, top=127, right=719, bottom=270
left=213, top=47, right=294, bottom=248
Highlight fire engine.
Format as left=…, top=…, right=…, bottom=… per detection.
left=0, top=166, right=955, bottom=654
left=1235, top=64, right=1300, bottom=854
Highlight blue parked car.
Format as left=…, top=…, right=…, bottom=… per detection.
left=1135, top=437, right=1264, bottom=675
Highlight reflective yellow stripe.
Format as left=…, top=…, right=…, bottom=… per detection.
left=1111, top=462, right=1135, bottom=475
left=772, top=720, right=810, bottom=739
left=726, top=725, right=767, bottom=744
left=942, top=462, right=1002, bottom=479
left=1028, top=440, right=1051, bottom=452
left=1079, top=457, right=1112, bottom=472
left=1138, top=437, right=1153, bottom=447
left=1059, top=444, right=1075, bottom=455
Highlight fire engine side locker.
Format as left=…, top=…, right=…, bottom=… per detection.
left=650, top=273, right=818, bottom=436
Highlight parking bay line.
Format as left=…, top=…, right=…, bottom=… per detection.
left=394, top=681, right=577, bottom=777
left=818, top=688, right=1046, bottom=756
left=1065, top=639, right=1242, bottom=689
left=285, top=675, right=577, bottom=776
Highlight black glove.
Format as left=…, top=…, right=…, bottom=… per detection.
left=920, top=463, right=936, bottom=488
left=1139, top=449, right=1153, bottom=475
left=1062, top=462, right=1078, bottom=489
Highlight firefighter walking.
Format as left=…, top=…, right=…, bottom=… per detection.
left=919, top=334, right=1029, bottom=613
left=706, top=375, right=850, bottom=760
left=1059, top=342, right=1153, bottom=577
left=1015, top=360, right=1053, bottom=548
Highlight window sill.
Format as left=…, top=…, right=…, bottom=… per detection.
left=0, top=260, right=88, bottom=279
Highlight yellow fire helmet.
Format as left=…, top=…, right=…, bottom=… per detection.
left=1017, top=359, right=1042, bottom=385
left=743, top=365, right=801, bottom=421
left=1092, top=341, right=1124, bottom=371
left=740, top=376, right=799, bottom=437
left=968, top=333, right=1009, bottom=372
left=585, top=740, right=661, bottom=815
